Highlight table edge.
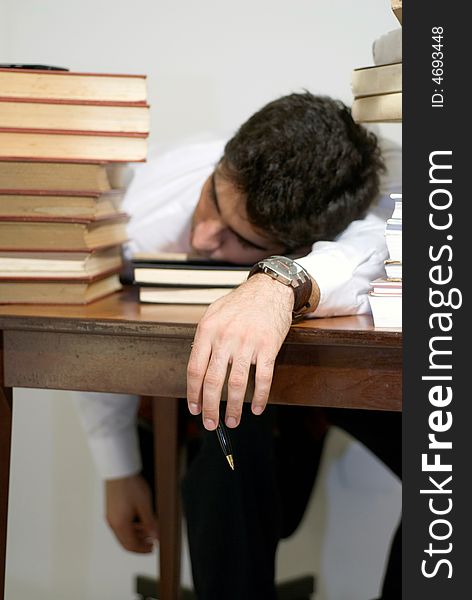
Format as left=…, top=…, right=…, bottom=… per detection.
left=0, top=314, right=402, bottom=348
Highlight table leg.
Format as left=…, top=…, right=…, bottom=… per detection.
left=152, top=397, right=181, bottom=600
left=0, top=335, right=12, bottom=600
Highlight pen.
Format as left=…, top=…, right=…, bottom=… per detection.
left=216, top=421, right=235, bottom=470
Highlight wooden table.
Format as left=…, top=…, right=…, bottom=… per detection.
left=0, top=287, right=402, bottom=600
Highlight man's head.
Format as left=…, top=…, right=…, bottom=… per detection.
left=191, top=92, right=384, bottom=264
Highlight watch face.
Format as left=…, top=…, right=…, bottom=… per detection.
left=268, top=256, right=299, bottom=277
left=260, top=256, right=303, bottom=286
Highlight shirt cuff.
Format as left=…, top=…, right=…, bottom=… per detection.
left=297, top=245, right=360, bottom=313
left=88, top=426, right=142, bottom=480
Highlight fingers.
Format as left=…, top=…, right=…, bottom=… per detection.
left=187, top=323, right=278, bottom=430
left=225, top=351, right=253, bottom=428
left=201, top=345, right=231, bottom=430
left=105, top=475, right=158, bottom=554
left=108, top=515, right=155, bottom=553
left=189, top=342, right=275, bottom=430
left=251, top=351, right=276, bottom=416
left=187, top=331, right=212, bottom=417
left=186, top=277, right=292, bottom=430
left=188, top=318, right=250, bottom=430
left=136, top=497, right=159, bottom=542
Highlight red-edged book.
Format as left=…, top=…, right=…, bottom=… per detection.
left=0, top=247, right=123, bottom=280
left=0, top=188, right=124, bottom=221
left=0, top=97, right=150, bottom=134
left=0, top=68, right=147, bottom=103
left=0, top=128, right=147, bottom=162
left=0, top=213, right=129, bottom=251
left=0, top=269, right=123, bottom=304
left=0, top=160, right=130, bottom=192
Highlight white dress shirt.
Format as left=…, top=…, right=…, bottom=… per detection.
left=75, top=135, right=401, bottom=479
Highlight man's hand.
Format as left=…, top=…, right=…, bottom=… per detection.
left=187, top=273, right=294, bottom=430
left=105, top=474, right=158, bottom=553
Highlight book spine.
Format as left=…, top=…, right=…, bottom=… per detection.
left=0, top=212, right=129, bottom=224
left=0, top=189, right=122, bottom=197
left=0, top=265, right=122, bottom=283
left=0, top=97, right=149, bottom=107
left=0, top=69, right=147, bottom=78
left=0, top=127, right=148, bottom=138
left=0, top=241, right=129, bottom=252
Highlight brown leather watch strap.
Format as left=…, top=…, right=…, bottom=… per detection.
left=292, top=269, right=313, bottom=315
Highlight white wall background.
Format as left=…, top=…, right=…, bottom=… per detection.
left=2, top=1, right=402, bottom=599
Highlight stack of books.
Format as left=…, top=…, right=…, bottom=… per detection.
left=351, top=2, right=402, bottom=123
left=368, top=194, right=402, bottom=328
left=352, top=3, right=402, bottom=328
left=132, top=253, right=250, bottom=305
left=0, top=67, right=150, bottom=304
left=351, top=61, right=401, bottom=123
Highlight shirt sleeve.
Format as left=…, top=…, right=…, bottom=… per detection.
left=296, top=212, right=389, bottom=317
left=74, top=391, right=141, bottom=480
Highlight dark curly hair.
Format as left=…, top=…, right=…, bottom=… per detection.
left=222, top=92, right=385, bottom=252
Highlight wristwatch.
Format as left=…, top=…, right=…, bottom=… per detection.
left=248, top=255, right=313, bottom=317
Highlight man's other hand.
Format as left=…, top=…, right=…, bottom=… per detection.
left=187, top=273, right=294, bottom=430
left=105, top=474, right=158, bottom=553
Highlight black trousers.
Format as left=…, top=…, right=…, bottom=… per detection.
left=141, top=404, right=401, bottom=600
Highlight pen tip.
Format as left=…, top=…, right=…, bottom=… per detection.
left=226, top=455, right=235, bottom=470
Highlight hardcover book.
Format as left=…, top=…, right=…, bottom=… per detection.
left=0, top=68, right=147, bottom=103
left=352, top=92, right=402, bottom=123
left=368, top=292, right=402, bottom=328
left=0, top=272, right=122, bottom=304
left=0, top=189, right=124, bottom=220
left=132, top=253, right=250, bottom=287
left=384, top=260, right=402, bottom=279
left=0, top=98, right=150, bottom=134
left=351, top=62, right=402, bottom=98
left=0, top=213, right=128, bottom=251
left=0, top=129, right=147, bottom=162
left=0, top=161, right=129, bottom=192
left=139, top=286, right=233, bottom=305
left=0, top=247, right=123, bottom=279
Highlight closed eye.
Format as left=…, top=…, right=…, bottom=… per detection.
left=210, top=173, right=268, bottom=252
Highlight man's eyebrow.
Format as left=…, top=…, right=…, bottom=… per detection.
left=210, top=173, right=269, bottom=251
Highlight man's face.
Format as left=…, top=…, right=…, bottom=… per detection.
left=190, top=168, right=286, bottom=264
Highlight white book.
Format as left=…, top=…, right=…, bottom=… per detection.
left=371, top=277, right=402, bottom=295
left=391, top=201, right=402, bottom=220
left=139, top=287, right=231, bottom=304
left=386, top=218, right=402, bottom=230
left=384, top=260, right=402, bottom=279
left=134, top=267, right=248, bottom=287
left=385, top=233, right=402, bottom=262
left=368, top=292, right=402, bottom=328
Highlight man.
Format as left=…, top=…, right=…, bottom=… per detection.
left=76, top=92, right=401, bottom=598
